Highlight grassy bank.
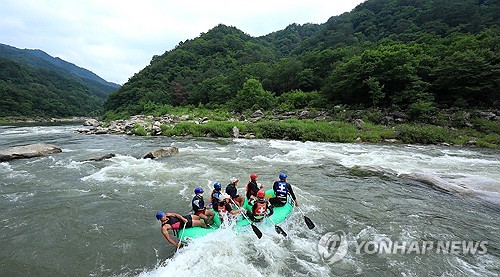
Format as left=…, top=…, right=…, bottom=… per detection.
left=159, top=118, right=500, bottom=149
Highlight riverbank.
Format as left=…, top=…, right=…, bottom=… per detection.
left=75, top=108, right=500, bottom=149
left=0, top=116, right=90, bottom=125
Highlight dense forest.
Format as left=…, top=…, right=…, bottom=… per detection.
left=0, top=44, right=119, bottom=118
left=104, top=0, right=499, bottom=122
left=0, top=57, right=104, bottom=117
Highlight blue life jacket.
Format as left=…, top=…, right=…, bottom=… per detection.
left=275, top=181, right=288, bottom=200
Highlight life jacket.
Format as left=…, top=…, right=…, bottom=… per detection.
left=164, top=216, right=181, bottom=230
left=253, top=200, right=268, bottom=219
left=275, top=181, right=288, bottom=200
left=211, top=190, right=222, bottom=206
left=192, top=194, right=205, bottom=212
left=226, top=184, right=237, bottom=198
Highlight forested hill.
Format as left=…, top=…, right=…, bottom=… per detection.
left=104, top=0, right=499, bottom=120
left=0, top=44, right=120, bottom=118
left=0, top=44, right=120, bottom=99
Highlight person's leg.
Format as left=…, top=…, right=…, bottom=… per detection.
left=237, top=195, right=244, bottom=207
left=205, top=209, right=214, bottom=224
left=189, top=215, right=207, bottom=227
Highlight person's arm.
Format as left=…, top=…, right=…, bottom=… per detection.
left=267, top=202, right=274, bottom=216
left=166, top=213, right=188, bottom=223
left=228, top=203, right=241, bottom=214
left=161, top=225, right=180, bottom=248
left=288, top=183, right=298, bottom=206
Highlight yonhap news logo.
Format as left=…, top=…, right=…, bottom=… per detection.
left=318, top=231, right=488, bottom=265
left=317, top=231, right=348, bottom=264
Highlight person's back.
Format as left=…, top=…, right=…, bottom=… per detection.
left=210, top=182, right=223, bottom=207
left=192, top=192, right=205, bottom=214
left=247, top=189, right=273, bottom=222
left=246, top=173, right=260, bottom=200
left=270, top=173, right=298, bottom=207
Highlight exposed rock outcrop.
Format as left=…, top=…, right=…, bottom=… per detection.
left=142, top=147, right=179, bottom=159
left=82, top=153, right=116, bottom=162
left=0, top=143, right=62, bottom=162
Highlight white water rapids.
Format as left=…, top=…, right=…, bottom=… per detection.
left=0, top=124, right=499, bottom=276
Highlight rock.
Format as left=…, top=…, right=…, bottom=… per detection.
left=232, top=126, right=239, bottom=138
left=82, top=153, right=116, bottom=162
left=0, top=143, right=62, bottom=162
left=298, top=110, right=311, bottom=119
left=83, top=118, right=101, bottom=127
left=142, top=147, right=179, bottom=159
left=250, top=110, right=264, bottom=118
left=355, top=137, right=363, bottom=142
left=353, top=119, right=365, bottom=129
left=465, top=140, right=477, bottom=147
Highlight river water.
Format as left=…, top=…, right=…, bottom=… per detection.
left=0, top=124, right=499, bottom=276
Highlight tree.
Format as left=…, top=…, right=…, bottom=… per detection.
left=231, top=79, right=275, bottom=112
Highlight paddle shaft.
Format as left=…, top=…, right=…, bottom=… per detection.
left=176, top=220, right=187, bottom=252
left=288, top=193, right=315, bottom=229
left=230, top=198, right=263, bottom=239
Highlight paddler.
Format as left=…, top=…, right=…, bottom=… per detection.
left=155, top=211, right=206, bottom=248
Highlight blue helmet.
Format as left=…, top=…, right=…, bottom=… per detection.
left=279, top=173, right=287, bottom=180
left=194, top=187, right=204, bottom=194
left=156, top=211, right=165, bottom=220
left=214, top=182, right=221, bottom=190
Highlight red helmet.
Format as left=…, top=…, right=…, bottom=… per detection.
left=257, top=190, right=265, bottom=199
left=250, top=173, right=258, bottom=180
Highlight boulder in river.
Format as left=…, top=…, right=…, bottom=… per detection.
left=142, top=147, right=179, bottom=159
left=0, top=143, right=62, bottom=162
left=82, top=153, right=116, bottom=162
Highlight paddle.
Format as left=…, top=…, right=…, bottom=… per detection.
left=230, top=199, right=262, bottom=239
left=289, top=193, right=315, bottom=229
left=297, top=205, right=315, bottom=230
left=267, top=215, right=287, bottom=237
left=176, top=220, right=187, bottom=253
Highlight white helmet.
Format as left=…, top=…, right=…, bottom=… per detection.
left=230, top=177, right=238, bottom=184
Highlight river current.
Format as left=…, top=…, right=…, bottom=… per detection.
left=0, top=124, right=499, bottom=276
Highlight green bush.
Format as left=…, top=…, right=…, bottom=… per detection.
left=131, top=124, right=147, bottom=136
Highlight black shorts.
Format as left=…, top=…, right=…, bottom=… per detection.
left=182, top=215, right=193, bottom=228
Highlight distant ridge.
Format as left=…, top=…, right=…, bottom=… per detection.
left=0, top=43, right=119, bottom=99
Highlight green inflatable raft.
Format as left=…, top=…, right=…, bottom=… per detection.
left=177, top=189, right=293, bottom=242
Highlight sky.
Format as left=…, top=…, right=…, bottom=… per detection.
left=1, top=0, right=366, bottom=85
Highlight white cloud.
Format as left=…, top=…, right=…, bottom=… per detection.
left=0, top=0, right=365, bottom=84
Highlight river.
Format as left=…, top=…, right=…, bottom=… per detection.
left=0, top=124, right=499, bottom=276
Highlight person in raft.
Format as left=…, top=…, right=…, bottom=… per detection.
left=246, top=189, right=273, bottom=222
left=191, top=187, right=214, bottom=226
left=210, top=182, right=223, bottom=208
left=155, top=211, right=206, bottom=247
left=215, top=193, right=241, bottom=224
left=225, top=177, right=244, bottom=207
left=269, top=173, right=299, bottom=207
left=246, top=173, right=263, bottom=203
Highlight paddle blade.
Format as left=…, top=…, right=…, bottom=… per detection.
left=275, top=226, right=287, bottom=237
left=251, top=224, right=263, bottom=239
left=304, top=216, right=315, bottom=229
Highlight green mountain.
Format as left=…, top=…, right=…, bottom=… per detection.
left=0, top=43, right=120, bottom=98
left=104, top=0, right=499, bottom=119
left=0, top=44, right=120, bottom=117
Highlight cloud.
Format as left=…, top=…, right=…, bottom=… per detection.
left=0, top=0, right=365, bottom=84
